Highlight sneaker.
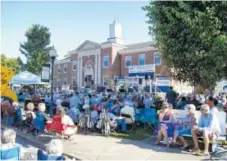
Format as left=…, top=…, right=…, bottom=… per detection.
left=195, top=151, right=210, bottom=156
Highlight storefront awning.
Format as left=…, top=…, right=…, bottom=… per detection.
left=128, top=72, right=154, bottom=78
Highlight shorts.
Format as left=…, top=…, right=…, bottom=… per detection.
left=175, top=126, right=191, bottom=137
left=196, top=129, right=220, bottom=139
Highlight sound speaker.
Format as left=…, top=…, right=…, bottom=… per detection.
left=139, top=78, right=142, bottom=84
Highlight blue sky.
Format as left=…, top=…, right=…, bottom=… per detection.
left=1, top=1, right=152, bottom=60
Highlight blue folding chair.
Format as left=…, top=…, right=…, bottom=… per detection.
left=32, top=113, right=45, bottom=133
left=142, top=108, right=158, bottom=132
left=7, top=116, right=14, bottom=126
left=0, top=146, right=20, bottom=160
left=37, top=149, right=65, bottom=160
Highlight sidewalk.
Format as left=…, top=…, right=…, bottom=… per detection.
left=3, top=125, right=205, bottom=160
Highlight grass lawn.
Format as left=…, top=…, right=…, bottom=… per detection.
left=111, top=127, right=153, bottom=141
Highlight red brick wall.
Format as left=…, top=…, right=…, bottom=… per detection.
left=101, top=47, right=112, bottom=85
left=120, top=49, right=171, bottom=77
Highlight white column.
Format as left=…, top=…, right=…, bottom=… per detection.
left=77, top=58, right=79, bottom=88
left=80, top=57, right=82, bottom=87
left=95, top=54, right=98, bottom=85
left=98, top=54, right=101, bottom=85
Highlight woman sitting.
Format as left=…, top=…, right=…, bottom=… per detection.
left=155, top=102, right=174, bottom=148
left=56, top=107, right=77, bottom=137
left=1, top=129, right=24, bottom=160
left=38, top=139, right=64, bottom=160
left=172, top=104, right=197, bottom=149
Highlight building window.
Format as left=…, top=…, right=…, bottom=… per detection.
left=154, top=55, right=161, bottom=65
left=57, top=79, right=60, bottom=86
left=138, top=54, right=145, bottom=65
left=72, top=77, right=76, bottom=86
left=72, top=61, right=77, bottom=71
left=103, top=56, right=109, bottom=68
left=57, top=65, right=61, bottom=73
left=103, top=76, right=108, bottom=86
left=125, top=56, right=132, bottom=67
left=64, top=64, right=67, bottom=73
left=63, top=78, right=67, bottom=85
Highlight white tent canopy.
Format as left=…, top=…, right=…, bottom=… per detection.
left=10, top=71, right=45, bottom=85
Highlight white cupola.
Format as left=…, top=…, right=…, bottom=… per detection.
left=107, top=20, right=124, bottom=45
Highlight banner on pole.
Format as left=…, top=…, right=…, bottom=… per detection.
left=41, top=64, right=50, bottom=82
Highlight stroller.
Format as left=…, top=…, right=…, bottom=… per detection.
left=96, top=106, right=117, bottom=136
left=78, top=104, right=95, bottom=134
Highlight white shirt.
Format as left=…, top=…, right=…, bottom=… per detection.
left=62, top=115, right=74, bottom=125
left=210, top=106, right=219, bottom=114
left=120, top=105, right=135, bottom=119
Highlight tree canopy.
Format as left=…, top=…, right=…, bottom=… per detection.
left=143, top=1, right=227, bottom=89
left=20, top=24, right=51, bottom=75
left=1, top=54, right=20, bottom=74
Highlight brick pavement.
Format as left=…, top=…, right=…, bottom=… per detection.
left=3, top=125, right=206, bottom=160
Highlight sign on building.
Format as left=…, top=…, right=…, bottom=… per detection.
left=128, top=64, right=155, bottom=77
left=128, top=64, right=155, bottom=74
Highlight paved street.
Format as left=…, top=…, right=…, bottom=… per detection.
left=16, top=136, right=38, bottom=160
left=13, top=125, right=206, bottom=160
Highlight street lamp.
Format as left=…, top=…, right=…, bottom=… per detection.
left=49, top=46, right=58, bottom=117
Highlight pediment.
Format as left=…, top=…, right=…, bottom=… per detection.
left=76, top=40, right=101, bottom=52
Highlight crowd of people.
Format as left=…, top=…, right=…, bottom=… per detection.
left=1, top=86, right=227, bottom=159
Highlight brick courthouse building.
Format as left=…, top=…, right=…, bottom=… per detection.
left=53, top=21, right=174, bottom=92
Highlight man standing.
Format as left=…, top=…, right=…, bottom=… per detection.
left=166, top=86, right=177, bottom=108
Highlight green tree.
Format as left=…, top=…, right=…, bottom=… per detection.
left=143, top=1, right=227, bottom=89
left=20, top=24, right=51, bottom=74
left=1, top=54, right=20, bottom=73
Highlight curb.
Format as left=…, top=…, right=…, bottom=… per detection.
left=2, top=125, right=87, bottom=161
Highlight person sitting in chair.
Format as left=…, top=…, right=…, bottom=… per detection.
left=172, top=104, right=197, bottom=150
left=155, top=102, right=174, bottom=148
left=120, top=101, right=135, bottom=124
left=1, top=129, right=24, bottom=160
left=56, top=107, right=77, bottom=137
left=38, top=139, right=64, bottom=160
left=191, top=104, right=221, bottom=156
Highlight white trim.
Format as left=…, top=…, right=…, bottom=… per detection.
left=103, top=56, right=109, bottom=68
left=78, top=48, right=101, bottom=58
left=101, top=42, right=126, bottom=49
left=98, top=54, right=101, bottom=84
left=125, top=56, right=132, bottom=68
left=55, top=59, right=70, bottom=65
left=119, top=47, right=157, bottom=55
left=75, top=40, right=101, bottom=52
